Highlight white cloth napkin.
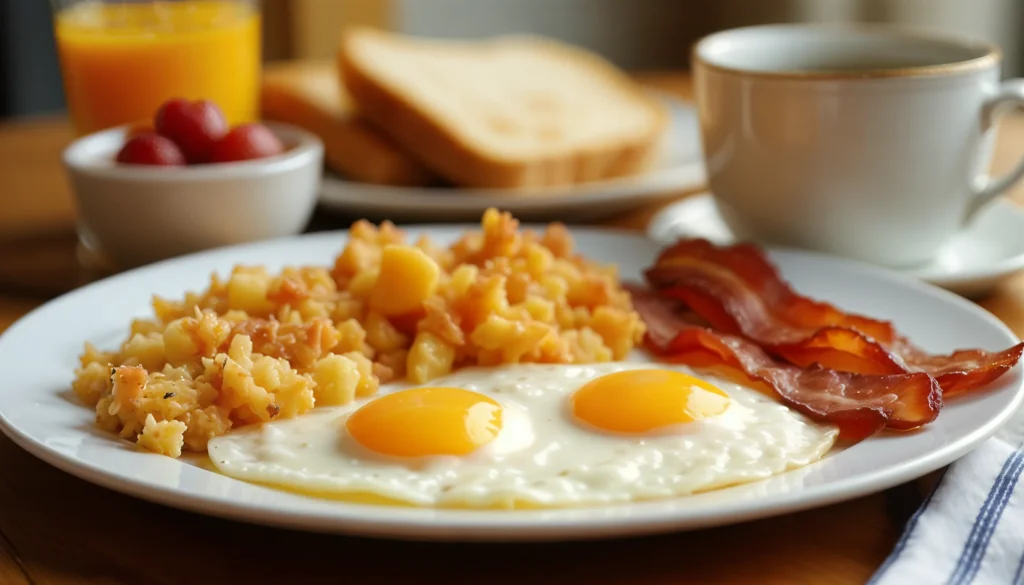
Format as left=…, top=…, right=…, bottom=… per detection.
left=869, top=413, right=1024, bottom=585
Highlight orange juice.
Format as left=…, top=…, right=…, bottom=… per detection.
left=55, top=1, right=260, bottom=136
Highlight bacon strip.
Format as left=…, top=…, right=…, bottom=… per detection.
left=629, top=285, right=942, bottom=440
left=896, top=343, right=1024, bottom=397
left=654, top=239, right=897, bottom=342
left=646, top=239, right=1024, bottom=395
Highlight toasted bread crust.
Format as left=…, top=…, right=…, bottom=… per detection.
left=338, top=29, right=667, bottom=190
left=261, top=61, right=434, bottom=186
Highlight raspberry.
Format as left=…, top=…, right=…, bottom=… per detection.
left=210, top=123, right=285, bottom=163
left=154, top=98, right=228, bottom=163
left=115, top=133, right=187, bottom=166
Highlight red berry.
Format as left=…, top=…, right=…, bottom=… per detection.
left=116, top=133, right=187, bottom=166
left=154, top=98, right=228, bottom=163
left=210, top=124, right=285, bottom=163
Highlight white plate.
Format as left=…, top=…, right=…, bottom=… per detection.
left=317, top=96, right=705, bottom=222
left=0, top=227, right=1021, bottom=541
left=648, top=193, right=1024, bottom=298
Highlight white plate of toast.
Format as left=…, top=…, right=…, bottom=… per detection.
left=262, top=29, right=706, bottom=222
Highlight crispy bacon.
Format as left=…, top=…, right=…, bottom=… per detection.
left=654, top=239, right=897, bottom=342
left=896, top=342, right=1024, bottom=397
left=646, top=239, right=1023, bottom=395
left=629, top=285, right=942, bottom=440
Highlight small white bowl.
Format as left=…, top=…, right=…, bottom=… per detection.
left=63, top=122, right=324, bottom=268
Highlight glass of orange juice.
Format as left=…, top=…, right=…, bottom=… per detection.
left=52, top=0, right=261, bottom=136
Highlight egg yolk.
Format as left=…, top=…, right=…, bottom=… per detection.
left=345, top=387, right=503, bottom=457
left=571, top=369, right=730, bottom=433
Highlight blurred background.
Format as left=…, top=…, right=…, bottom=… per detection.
left=2, top=0, right=1021, bottom=119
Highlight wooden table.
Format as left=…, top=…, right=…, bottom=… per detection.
left=2, top=74, right=1024, bottom=585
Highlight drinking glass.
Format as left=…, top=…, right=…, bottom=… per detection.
left=51, top=0, right=261, bottom=136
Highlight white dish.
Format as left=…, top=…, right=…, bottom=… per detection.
left=317, top=96, right=705, bottom=222
left=648, top=193, right=1024, bottom=298
left=63, top=122, right=324, bottom=268
left=0, top=227, right=1021, bottom=541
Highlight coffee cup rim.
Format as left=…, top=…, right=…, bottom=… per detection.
left=692, top=23, right=1001, bottom=80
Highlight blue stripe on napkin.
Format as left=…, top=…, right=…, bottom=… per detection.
left=1013, top=550, right=1024, bottom=585
left=948, top=450, right=1024, bottom=585
left=866, top=469, right=949, bottom=585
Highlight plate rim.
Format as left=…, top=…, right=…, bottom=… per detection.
left=1, top=226, right=1021, bottom=541
left=316, top=95, right=705, bottom=216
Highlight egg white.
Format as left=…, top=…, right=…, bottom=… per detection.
left=208, top=362, right=838, bottom=508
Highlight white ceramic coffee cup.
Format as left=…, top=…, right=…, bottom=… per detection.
left=693, top=24, right=1024, bottom=267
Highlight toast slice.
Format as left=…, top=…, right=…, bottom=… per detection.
left=338, top=28, right=667, bottom=189
left=261, top=60, right=435, bottom=186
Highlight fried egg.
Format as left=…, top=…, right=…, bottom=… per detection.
left=208, top=363, right=838, bottom=508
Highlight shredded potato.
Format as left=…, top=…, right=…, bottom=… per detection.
left=73, top=209, right=646, bottom=457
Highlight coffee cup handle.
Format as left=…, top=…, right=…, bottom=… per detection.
left=968, top=79, right=1024, bottom=220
